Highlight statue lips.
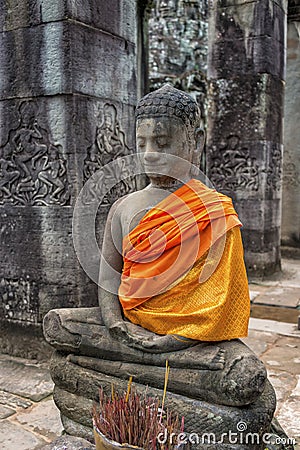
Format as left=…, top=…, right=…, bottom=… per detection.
left=143, top=163, right=168, bottom=174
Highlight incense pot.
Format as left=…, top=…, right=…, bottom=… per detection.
left=93, top=423, right=144, bottom=450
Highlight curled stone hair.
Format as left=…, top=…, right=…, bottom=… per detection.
left=135, top=84, right=201, bottom=132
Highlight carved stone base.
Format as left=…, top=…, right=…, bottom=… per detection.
left=50, top=351, right=277, bottom=450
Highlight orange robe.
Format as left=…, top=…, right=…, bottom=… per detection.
left=118, top=179, right=250, bottom=341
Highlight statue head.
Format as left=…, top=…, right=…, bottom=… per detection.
left=135, top=84, right=204, bottom=184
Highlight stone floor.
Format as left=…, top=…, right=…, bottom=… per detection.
left=0, top=257, right=299, bottom=449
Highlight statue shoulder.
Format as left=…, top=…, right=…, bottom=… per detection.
left=110, top=189, right=149, bottom=211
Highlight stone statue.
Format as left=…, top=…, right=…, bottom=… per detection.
left=43, top=85, right=281, bottom=449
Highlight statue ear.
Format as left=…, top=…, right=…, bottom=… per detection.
left=191, top=128, right=205, bottom=168
left=195, top=128, right=205, bottom=155
left=190, top=128, right=205, bottom=177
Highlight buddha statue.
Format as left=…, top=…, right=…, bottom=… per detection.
left=43, top=85, right=278, bottom=449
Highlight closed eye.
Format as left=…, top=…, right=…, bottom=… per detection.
left=137, top=139, right=145, bottom=148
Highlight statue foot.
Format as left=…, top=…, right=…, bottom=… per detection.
left=209, top=347, right=226, bottom=370
left=166, top=344, right=226, bottom=370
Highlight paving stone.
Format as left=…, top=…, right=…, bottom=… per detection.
left=16, top=398, right=63, bottom=440
left=291, top=375, right=300, bottom=397
left=276, top=395, right=300, bottom=442
left=249, top=317, right=300, bottom=337
left=40, top=435, right=95, bottom=449
left=251, top=303, right=298, bottom=324
left=249, top=290, right=260, bottom=302
left=261, top=337, right=300, bottom=375
left=0, top=390, right=32, bottom=409
left=267, top=370, right=298, bottom=404
left=0, top=359, right=54, bottom=401
left=242, top=329, right=278, bottom=357
left=258, top=258, right=300, bottom=289
left=0, top=405, right=15, bottom=419
left=0, top=419, right=48, bottom=450
left=253, top=286, right=300, bottom=307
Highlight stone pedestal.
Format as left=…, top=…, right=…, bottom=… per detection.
left=206, top=0, right=287, bottom=276
left=0, top=0, right=138, bottom=358
left=50, top=351, right=276, bottom=449
left=282, top=18, right=300, bottom=248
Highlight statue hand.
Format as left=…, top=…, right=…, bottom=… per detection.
left=109, top=321, right=148, bottom=349
left=108, top=321, right=130, bottom=344
left=138, top=334, right=196, bottom=353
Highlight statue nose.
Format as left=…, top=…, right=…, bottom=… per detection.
left=144, top=151, right=160, bottom=163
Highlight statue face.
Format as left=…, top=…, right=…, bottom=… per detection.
left=136, top=117, right=193, bottom=182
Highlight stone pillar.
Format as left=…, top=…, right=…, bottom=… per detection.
left=282, top=7, right=300, bottom=249
left=0, top=0, right=138, bottom=357
left=207, top=0, right=287, bottom=277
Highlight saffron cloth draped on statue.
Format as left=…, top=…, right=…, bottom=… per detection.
left=118, top=179, right=250, bottom=341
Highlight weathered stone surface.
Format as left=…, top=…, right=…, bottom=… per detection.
left=276, top=375, right=300, bottom=442
left=69, top=23, right=136, bottom=104
left=0, top=22, right=136, bottom=103
left=213, top=0, right=287, bottom=14
left=0, top=321, right=52, bottom=360
left=41, top=435, right=95, bottom=450
left=149, top=0, right=208, bottom=95
left=0, top=405, right=14, bottom=419
left=65, top=0, right=137, bottom=43
left=61, top=415, right=94, bottom=443
left=253, top=286, right=300, bottom=307
left=53, top=387, right=94, bottom=429
left=210, top=37, right=285, bottom=79
left=15, top=398, right=63, bottom=440
left=0, top=23, right=71, bottom=99
left=289, top=0, right=300, bottom=20
left=242, top=330, right=278, bottom=357
left=0, top=0, right=65, bottom=32
left=261, top=337, right=300, bottom=375
left=0, top=419, right=47, bottom=450
left=0, top=0, right=136, bottom=43
left=282, top=20, right=300, bottom=248
left=268, top=370, right=298, bottom=404
left=207, top=77, right=284, bottom=145
left=0, top=390, right=32, bottom=409
left=0, top=357, right=54, bottom=401
left=211, top=1, right=286, bottom=42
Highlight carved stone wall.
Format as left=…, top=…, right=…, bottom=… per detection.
left=282, top=18, right=300, bottom=247
left=0, top=0, right=138, bottom=357
left=207, top=0, right=287, bottom=276
left=148, top=0, right=208, bottom=119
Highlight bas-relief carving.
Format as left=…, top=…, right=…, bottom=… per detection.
left=283, top=152, right=299, bottom=187
left=149, top=0, right=208, bottom=109
left=266, top=145, right=282, bottom=191
left=0, top=277, right=39, bottom=323
left=209, top=135, right=259, bottom=192
left=0, top=102, right=70, bottom=206
left=83, top=103, right=136, bottom=205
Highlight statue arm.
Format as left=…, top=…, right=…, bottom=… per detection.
left=97, top=199, right=144, bottom=345
left=98, top=199, right=124, bottom=330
